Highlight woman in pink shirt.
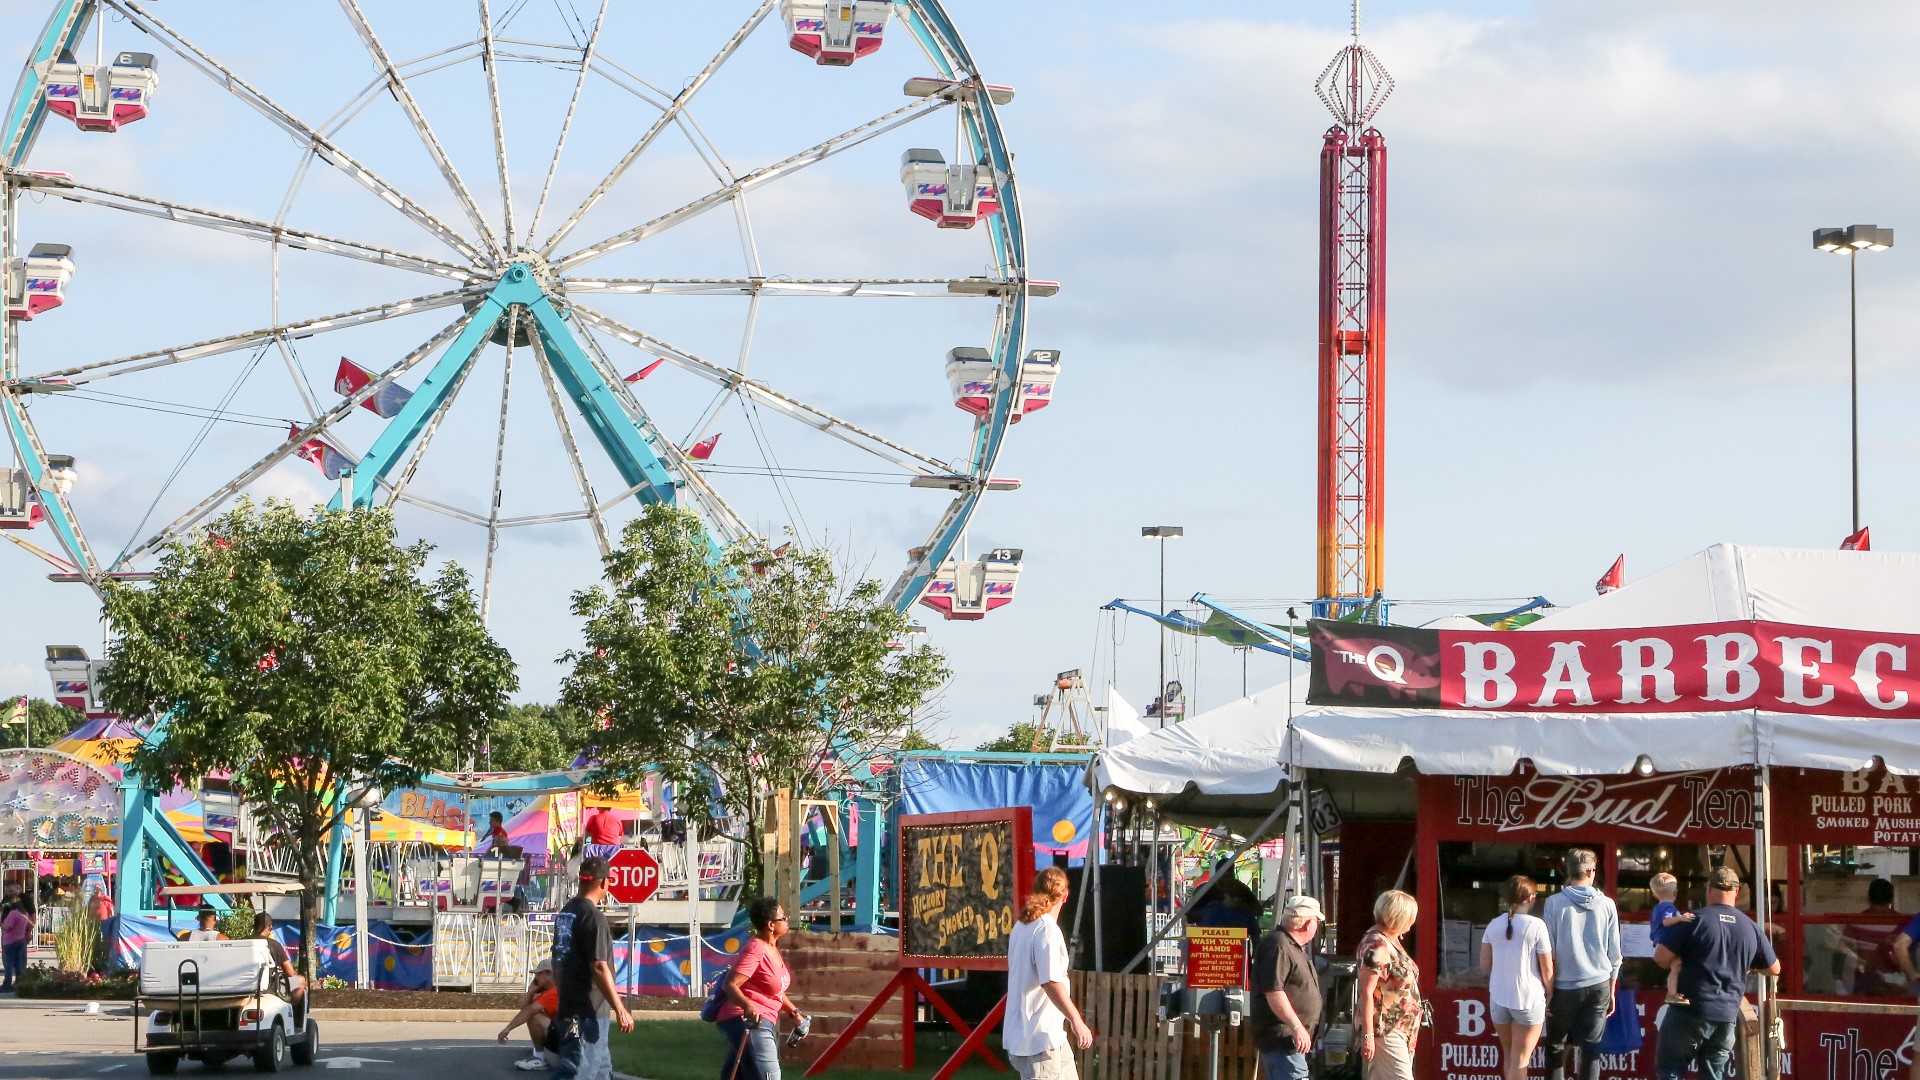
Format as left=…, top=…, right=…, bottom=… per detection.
left=1, top=901, right=30, bottom=990
left=716, top=897, right=806, bottom=1079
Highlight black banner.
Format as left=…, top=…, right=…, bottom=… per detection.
left=1306, top=619, right=1442, bottom=707
left=898, top=809, right=1031, bottom=967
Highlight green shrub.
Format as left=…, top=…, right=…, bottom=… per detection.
left=53, top=893, right=102, bottom=974
left=218, top=900, right=256, bottom=942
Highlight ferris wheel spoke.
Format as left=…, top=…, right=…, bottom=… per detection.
left=477, top=0, right=515, bottom=250
left=11, top=173, right=478, bottom=283
left=112, top=308, right=480, bottom=568
left=477, top=308, right=518, bottom=621
left=570, top=304, right=954, bottom=477
left=107, top=0, right=487, bottom=265
left=335, top=0, right=503, bottom=260
left=561, top=311, right=750, bottom=546
left=563, top=277, right=1021, bottom=298
left=537, top=0, right=778, bottom=258
left=555, top=95, right=952, bottom=271
left=525, top=328, right=613, bottom=558
left=522, top=0, right=611, bottom=251
left=25, top=287, right=480, bottom=385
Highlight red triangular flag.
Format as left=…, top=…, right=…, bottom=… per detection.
left=1842, top=526, right=1871, bottom=551
left=687, top=433, right=721, bottom=461
left=624, top=358, right=665, bottom=383
left=1595, top=555, right=1625, bottom=595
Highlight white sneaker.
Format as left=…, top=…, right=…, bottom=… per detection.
left=514, top=1055, right=549, bottom=1071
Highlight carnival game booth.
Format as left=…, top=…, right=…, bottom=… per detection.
left=1098, top=544, right=1920, bottom=1080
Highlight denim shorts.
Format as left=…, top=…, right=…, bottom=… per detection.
left=1490, top=1001, right=1546, bottom=1026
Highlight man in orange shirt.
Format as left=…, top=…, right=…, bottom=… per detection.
left=499, top=959, right=559, bottom=1071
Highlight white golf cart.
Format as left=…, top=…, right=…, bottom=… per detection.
left=135, top=884, right=318, bottom=1074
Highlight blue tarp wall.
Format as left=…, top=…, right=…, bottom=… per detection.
left=897, top=758, right=1094, bottom=865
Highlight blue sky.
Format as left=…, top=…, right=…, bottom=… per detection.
left=4, top=1, right=1919, bottom=749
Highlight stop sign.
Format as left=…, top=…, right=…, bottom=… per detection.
left=605, top=848, right=661, bottom=905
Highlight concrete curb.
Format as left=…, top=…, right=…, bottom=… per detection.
left=309, top=1008, right=694, bottom=1023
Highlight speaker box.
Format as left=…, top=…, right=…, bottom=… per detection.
left=1069, top=863, right=1148, bottom=972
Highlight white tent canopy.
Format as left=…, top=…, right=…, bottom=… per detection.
left=1097, top=543, right=1920, bottom=791
left=1095, top=677, right=1306, bottom=798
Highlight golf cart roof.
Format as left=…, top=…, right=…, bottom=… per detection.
left=158, top=883, right=304, bottom=897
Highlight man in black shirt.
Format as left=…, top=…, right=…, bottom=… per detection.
left=250, top=913, right=306, bottom=1021
left=1653, top=867, right=1779, bottom=1080
left=1251, top=895, right=1324, bottom=1080
left=550, top=856, right=634, bottom=1080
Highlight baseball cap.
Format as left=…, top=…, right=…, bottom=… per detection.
left=579, top=855, right=610, bottom=881
left=195, top=903, right=218, bottom=919
left=1708, top=866, right=1742, bottom=891
left=1284, top=896, right=1325, bottom=921
left=534, top=958, right=553, bottom=974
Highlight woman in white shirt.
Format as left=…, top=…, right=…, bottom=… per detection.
left=1478, top=876, right=1553, bottom=1080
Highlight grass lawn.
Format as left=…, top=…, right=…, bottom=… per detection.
left=611, top=1020, right=1004, bottom=1080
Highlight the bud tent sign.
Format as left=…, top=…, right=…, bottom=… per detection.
left=606, top=849, right=661, bottom=904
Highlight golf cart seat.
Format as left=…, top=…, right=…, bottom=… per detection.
left=140, top=941, right=275, bottom=1004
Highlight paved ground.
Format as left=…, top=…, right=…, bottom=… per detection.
left=0, top=998, right=558, bottom=1079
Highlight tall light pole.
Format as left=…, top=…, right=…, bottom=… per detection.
left=1141, top=526, right=1184, bottom=727
left=1814, top=224, right=1894, bottom=534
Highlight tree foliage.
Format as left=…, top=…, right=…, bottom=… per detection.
left=561, top=505, right=948, bottom=893
left=99, top=501, right=518, bottom=973
left=476, top=703, right=595, bottom=773
left=975, top=721, right=1043, bottom=753
left=0, top=698, right=86, bottom=750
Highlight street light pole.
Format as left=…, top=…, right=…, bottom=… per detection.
left=1850, top=246, right=1858, bottom=532
left=1141, top=526, right=1184, bottom=728
left=1814, top=225, right=1894, bottom=535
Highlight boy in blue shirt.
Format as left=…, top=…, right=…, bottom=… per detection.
left=1649, top=872, right=1695, bottom=1006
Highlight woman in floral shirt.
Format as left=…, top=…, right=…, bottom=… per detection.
left=1355, top=889, right=1422, bottom=1080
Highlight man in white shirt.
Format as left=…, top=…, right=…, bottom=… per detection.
left=185, top=905, right=228, bottom=941
left=1004, top=867, right=1094, bottom=1080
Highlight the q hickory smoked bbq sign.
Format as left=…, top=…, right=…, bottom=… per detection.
left=898, top=807, right=1034, bottom=970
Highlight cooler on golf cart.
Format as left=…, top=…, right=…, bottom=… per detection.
left=135, top=884, right=318, bottom=1075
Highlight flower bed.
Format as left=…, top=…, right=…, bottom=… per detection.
left=14, top=964, right=138, bottom=1000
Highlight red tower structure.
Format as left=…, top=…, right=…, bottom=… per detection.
left=1313, top=4, right=1393, bottom=614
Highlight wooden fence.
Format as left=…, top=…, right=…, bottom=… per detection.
left=1072, top=971, right=1260, bottom=1080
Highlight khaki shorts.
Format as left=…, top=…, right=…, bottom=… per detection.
left=1011, top=1044, right=1079, bottom=1080
left=1364, top=1031, right=1414, bottom=1080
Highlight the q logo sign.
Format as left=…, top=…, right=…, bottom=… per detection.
left=1365, top=645, right=1406, bottom=684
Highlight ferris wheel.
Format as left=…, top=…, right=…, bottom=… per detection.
left=0, top=0, right=1057, bottom=627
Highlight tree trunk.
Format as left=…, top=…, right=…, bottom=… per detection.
left=297, top=831, right=320, bottom=979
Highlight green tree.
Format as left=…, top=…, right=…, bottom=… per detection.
left=99, top=501, right=518, bottom=975
left=562, top=505, right=948, bottom=895
left=0, top=698, right=85, bottom=750
left=897, top=726, right=943, bottom=752
left=478, top=703, right=595, bottom=773
left=975, top=721, right=1043, bottom=753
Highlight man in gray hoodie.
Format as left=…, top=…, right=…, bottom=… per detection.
left=1540, top=848, right=1622, bottom=1080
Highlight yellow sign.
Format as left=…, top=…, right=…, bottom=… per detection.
left=1185, top=926, right=1249, bottom=989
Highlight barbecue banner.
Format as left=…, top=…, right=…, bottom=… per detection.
left=1308, top=618, right=1920, bottom=717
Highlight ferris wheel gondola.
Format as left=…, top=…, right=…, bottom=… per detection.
left=0, top=0, right=1056, bottom=624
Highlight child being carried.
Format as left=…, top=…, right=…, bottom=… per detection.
left=1650, top=873, right=1696, bottom=1006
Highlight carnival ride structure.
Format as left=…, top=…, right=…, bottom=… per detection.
left=0, top=0, right=1053, bottom=924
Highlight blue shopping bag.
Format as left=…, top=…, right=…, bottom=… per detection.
left=1597, top=987, right=1643, bottom=1054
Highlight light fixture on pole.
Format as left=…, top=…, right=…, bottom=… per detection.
left=1140, top=526, right=1184, bottom=728
left=1813, top=224, right=1894, bottom=533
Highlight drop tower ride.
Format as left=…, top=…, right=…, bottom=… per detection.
left=1313, top=2, right=1392, bottom=616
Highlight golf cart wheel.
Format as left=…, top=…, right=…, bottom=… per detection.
left=290, top=1020, right=319, bottom=1067
left=145, top=1053, right=180, bottom=1075
left=253, top=1023, right=285, bottom=1073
